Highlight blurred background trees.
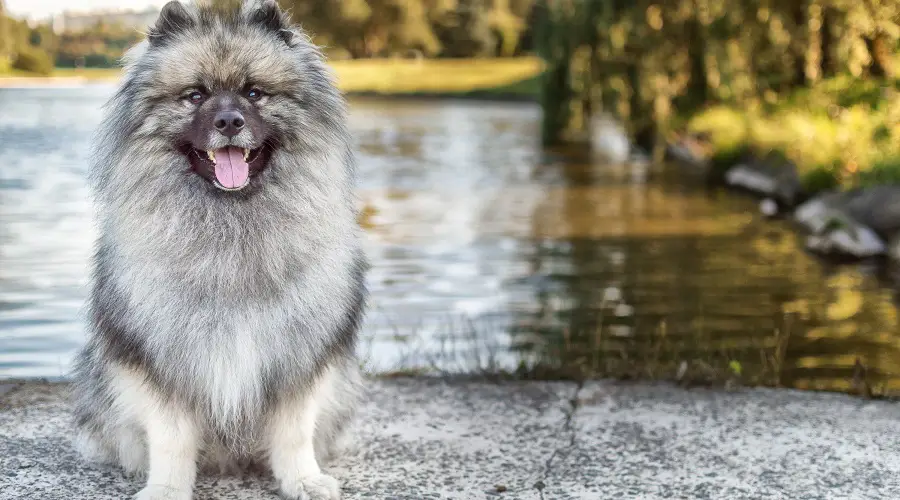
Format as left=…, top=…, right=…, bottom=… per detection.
left=1, top=0, right=895, bottom=79
left=1, top=0, right=898, bottom=151
left=532, top=0, right=900, bottom=147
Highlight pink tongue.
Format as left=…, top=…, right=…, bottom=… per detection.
left=213, top=146, right=250, bottom=189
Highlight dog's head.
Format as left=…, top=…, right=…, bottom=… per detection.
left=98, top=0, right=349, bottom=197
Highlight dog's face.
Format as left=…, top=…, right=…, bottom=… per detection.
left=111, top=0, right=344, bottom=195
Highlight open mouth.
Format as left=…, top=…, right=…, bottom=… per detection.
left=184, top=145, right=271, bottom=192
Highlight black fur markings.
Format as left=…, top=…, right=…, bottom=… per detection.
left=148, top=1, right=197, bottom=46
left=248, top=0, right=294, bottom=45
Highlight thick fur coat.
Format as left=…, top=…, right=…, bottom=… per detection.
left=70, top=2, right=367, bottom=499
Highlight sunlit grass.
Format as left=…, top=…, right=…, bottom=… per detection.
left=686, top=77, right=900, bottom=192
left=331, top=57, right=543, bottom=97
left=51, top=67, right=122, bottom=80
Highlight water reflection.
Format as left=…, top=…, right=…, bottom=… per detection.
left=1, top=87, right=899, bottom=395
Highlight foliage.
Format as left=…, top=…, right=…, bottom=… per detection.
left=687, top=75, right=900, bottom=193
left=231, top=0, right=537, bottom=58
left=534, top=0, right=900, bottom=151
left=0, top=0, right=11, bottom=65
left=11, top=45, right=53, bottom=75
left=54, top=22, right=143, bottom=68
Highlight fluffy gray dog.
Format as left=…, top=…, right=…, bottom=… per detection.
left=69, top=1, right=367, bottom=499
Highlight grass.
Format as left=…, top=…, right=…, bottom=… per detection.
left=51, top=67, right=123, bottom=80
left=355, top=309, right=899, bottom=399
left=331, top=57, right=543, bottom=99
left=0, top=57, right=545, bottom=99
left=685, top=76, right=900, bottom=194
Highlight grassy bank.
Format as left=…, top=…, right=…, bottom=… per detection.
left=0, top=58, right=544, bottom=99
left=333, top=57, right=543, bottom=99
left=684, top=76, right=900, bottom=193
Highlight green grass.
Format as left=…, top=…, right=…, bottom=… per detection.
left=51, top=67, right=123, bottom=80
left=685, top=76, right=900, bottom=194
left=330, top=57, right=543, bottom=98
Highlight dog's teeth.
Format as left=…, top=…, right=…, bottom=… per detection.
left=243, top=148, right=250, bottom=161
left=207, top=150, right=216, bottom=163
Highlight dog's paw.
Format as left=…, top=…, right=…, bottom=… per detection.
left=279, top=473, right=341, bottom=500
left=133, top=485, right=192, bottom=500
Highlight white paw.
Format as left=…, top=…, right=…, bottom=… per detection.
left=133, top=485, right=192, bottom=500
left=280, top=473, right=341, bottom=500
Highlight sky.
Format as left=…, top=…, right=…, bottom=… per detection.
left=6, top=0, right=167, bottom=20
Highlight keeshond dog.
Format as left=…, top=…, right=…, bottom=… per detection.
left=69, top=1, right=367, bottom=499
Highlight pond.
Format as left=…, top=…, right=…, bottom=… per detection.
left=1, top=85, right=899, bottom=394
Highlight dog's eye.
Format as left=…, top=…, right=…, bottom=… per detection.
left=188, top=91, right=205, bottom=104
left=247, top=88, right=263, bottom=101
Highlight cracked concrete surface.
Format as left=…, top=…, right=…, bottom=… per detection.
left=2, top=379, right=900, bottom=499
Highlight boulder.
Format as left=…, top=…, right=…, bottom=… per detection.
left=795, top=185, right=900, bottom=239
left=723, top=154, right=804, bottom=209
left=804, top=214, right=886, bottom=258
left=794, top=190, right=855, bottom=234
left=590, top=117, right=630, bottom=164
left=835, top=185, right=900, bottom=240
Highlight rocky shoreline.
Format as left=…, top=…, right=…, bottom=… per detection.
left=664, top=135, right=900, bottom=262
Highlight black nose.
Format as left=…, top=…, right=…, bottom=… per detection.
left=213, top=110, right=245, bottom=137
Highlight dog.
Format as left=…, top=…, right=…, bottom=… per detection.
left=69, top=1, right=367, bottom=499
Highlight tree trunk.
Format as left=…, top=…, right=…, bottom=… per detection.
left=820, top=7, right=837, bottom=78
left=626, top=62, right=656, bottom=152
left=687, top=17, right=708, bottom=105
left=865, top=34, right=894, bottom=79
left=792, top=0, right=809, bottom=87
left=535, top=0, right=574, bottom=146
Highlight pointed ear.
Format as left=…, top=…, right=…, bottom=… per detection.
left=148, top=1, right=196, bottom=46
left=243, top=0, right=296, bottom=46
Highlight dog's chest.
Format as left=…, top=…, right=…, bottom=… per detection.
left=192, top=326, right=269, bottom=418
left=143, top=300, right=291, bottom=425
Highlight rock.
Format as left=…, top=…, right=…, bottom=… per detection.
left=590, top=116, right=630, bottom=163
left=888, top=233, right=900, bottom=263
left=835, top=185, right=900, bottom=240
left=803, top=212, right=886, bottom=258
left=799, top=186, right=900, bottom=238
left=793, top=190, right=852, bottom=234
left=723, top=154, right=803, bottom=209
left=759, top=198, right=779, bottom=218
left=666, top=132, right=712, bottom=168
left=794, top=186, right=900, bottom=259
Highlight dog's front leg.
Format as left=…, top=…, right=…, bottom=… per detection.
left=267, top=384, right=341, bottom=500
left=133, top=398, right=200, bottom=500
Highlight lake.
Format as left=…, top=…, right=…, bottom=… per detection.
left=2, top=85, right=899, bottom=394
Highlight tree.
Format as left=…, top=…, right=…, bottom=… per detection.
left=0, top=0, right=11, bottom=65
left=432, top=0, right=496, bottom=57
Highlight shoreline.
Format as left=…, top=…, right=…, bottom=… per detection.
left=0, top=76, right=100, bottom=88
left=0, top=75, right=537, bottom=101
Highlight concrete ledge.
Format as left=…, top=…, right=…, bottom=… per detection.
left=2, top=379, right=900, bottom=499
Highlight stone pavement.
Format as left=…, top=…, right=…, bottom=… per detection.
left=2, top=378, right=900, bottom=499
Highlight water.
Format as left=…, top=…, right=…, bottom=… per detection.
left=2, top=86, right=900, bottom=394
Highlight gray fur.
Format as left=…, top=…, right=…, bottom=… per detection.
left=70, top=0, right=367, bottom=486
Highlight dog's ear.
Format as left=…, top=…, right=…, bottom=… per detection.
left=148, top=1, right=196, bottom=46
left=244, top=0, right=297, bottom=46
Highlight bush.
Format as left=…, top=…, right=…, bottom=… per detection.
left=12, top=47, right=54, bottom=76
left=802, top=162, right=842, bottom=194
